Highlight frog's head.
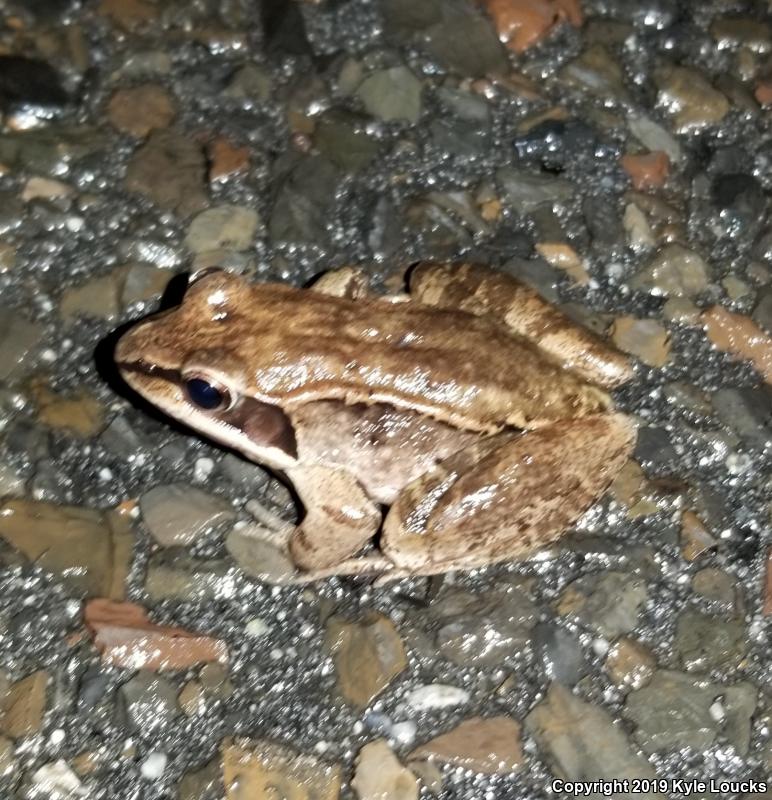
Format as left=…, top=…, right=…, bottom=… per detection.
left=114, top=269, right=298, bottom=468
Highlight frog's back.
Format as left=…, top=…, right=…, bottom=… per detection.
left=218, top=279, right=610, bottom=431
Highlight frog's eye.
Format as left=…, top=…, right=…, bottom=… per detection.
left=183, top=376, right=231, bottom=411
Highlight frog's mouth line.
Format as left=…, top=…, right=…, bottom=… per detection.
left=116, top=359, right=183, bottom=385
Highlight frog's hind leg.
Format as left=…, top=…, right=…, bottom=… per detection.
left=380, top=413, right=636, bottom=576
left=409, top=262, right=633, bottom=389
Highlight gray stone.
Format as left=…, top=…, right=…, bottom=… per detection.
left=722, top=683, right=758, bottom=756
left=144, top=550, right=234, bottom=602
left=0, top=310, right=43, bottom=382
left=526, top=684, right=656, bottom=792
left=357, top=66, right=422, bottom=123
left=140, top=484, right=234, bottom=547
left=269, top=155, right=339, bottom=245
left=0, top=125, right=106, bottom=176
left=185, top=205, right=260, bottom=253
left=628, top=115, right=683, bottom=164
left=225, top=523, right=296, bottom=584
left=655, top=65, right=729, bottom=133
left=120, top=263, right=173, bottom=307
left=0, top=191, right=23, bottom=235
left=0, top=462, right=24, bottom=497
left=625, top=670, right=721, bottom=753
left=711, top=387, right=772, bottom=450
left=423, top=13, right=508, bottom=77
left=557, top=571, right=649, bottom=639
left=691, top=568, right=737, bottom=609
left=118, top=670, right=178, bottom=733
left=632, top=244, right=710, bottom=297
left=178, top=757, right=222, bottom=800
left=125, top=130, right=208, bottom=218
left=753, top=286, right=772, bottom=333
left=496, top=168, right=575, bottom=214
left=314, top=111, right=379, bottom=172
left=426, top=585, right=538, bottom=667
left=224, top=63, right=271, bottom=102
left=561, top=45, right=628, bottom=100
left=532, top=623, right=589, bottom=686
left=674, top=609, right=747, bottom=672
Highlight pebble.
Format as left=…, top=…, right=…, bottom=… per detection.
left=631, top=243, right=710, bottom=297
left=140, top=751, right=167, bottom=780
left=409, top=716, right=523, bottom=775
left=625, top=669, right=756, bottom=755
left=85, top=598, right=229, bottom=671
left=26, top=760, right=87, bottom=799
left=604, top=638, right=656, bottom=690
left=98, top=0, right=159, bottom=31
left=139, top=484, right=234, bottom=548
left=325, top=613, right=407, bottom=709
left=225, top=522, right=296, bottom=583
left=404, top=684, right=469, bottom=711
left=481, top=0, right=583, bottom=53
left=178, top=757, right=220, bottom=800
left=532, top=623, right=589, bottom=685
left=655, top=65, right=730, bottom=133
left=674, top=609, right=747, bottom=672
left=208, top=136, right=250, bottom=182
left=764, top=549, right=772, bottom=616
left=119, top=670, right=179, bottom=733
left=701, top=305, right=772, bottom=384
left=185, top=205, right=260, bottom=253
left=315, top=110, right=380, bottom=171
left=0, top=736, right=14, bottom=778
left=224, top=63, right=272, bottom=102
left=556, top=571, right=649, bottom=638
left=623, top=202, right=656, bottom=250
left=621, top=151, right=670, bottom=190
left=0, top=500, right=132, bottom=598
left=496, top=167, right=575, bottom=214
left=357, top=66, right=422, bottom=124
left=526, top=684, right=656, bottom=785
left=710, top=17, right=772, bottom=53
left=125, top=129, right=208, bottom=217
left=1, top=670, right=48, bottom=738
left=0, top=310, right=43, bottom=382
left=423, top=585, right=537, bottom=668
left=627, top=114, right=683, bottom=164
left=562, top=44, right=627, bottom=100
left=535, top=242, right=590, bottom=285
left=692, top=567, right=738, bottom=609
left=352, top=739, right=418, bottom=800
left=144, top=551, right=233, bottom=602
left=21, top=176, right=73, bottom=202
left=32, top=381, right=105, bottom=437
left=107, top=84, right=176, bottom=137
left=222, top=737, right=341, bottom=799
left=611, top=316, right=670, bottom=367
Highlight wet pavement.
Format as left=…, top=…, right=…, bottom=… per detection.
left=0, top=0, right=771, bottom=798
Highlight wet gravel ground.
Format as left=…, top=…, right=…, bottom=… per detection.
left=0, top=0, right=771, bottom=798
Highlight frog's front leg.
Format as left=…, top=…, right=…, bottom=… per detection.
left=286, top=464, right=382, bottom=571
left=409, top=262, right=634, bottom=388
left=380, top=413, right=636, bottom=575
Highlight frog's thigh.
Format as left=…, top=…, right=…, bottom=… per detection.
left=286, top=465, right=381, bottom=571
left=310, top=266, right=370, bottom=299
left=409, top=262, right=633, bottom=388
left=381, top=413, right=636, bottom=574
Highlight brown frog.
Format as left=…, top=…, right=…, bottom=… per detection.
left=115, top=262, right=636, bottom=582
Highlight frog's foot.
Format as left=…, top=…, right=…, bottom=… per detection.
left=409, top=262, right=634, bottom=389
left=380, top=413, right=637, bottom=576
left=311, top=266, right=370, bottom=299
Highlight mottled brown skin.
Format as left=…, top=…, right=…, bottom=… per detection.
left=115, top=263, right=636, bottom=581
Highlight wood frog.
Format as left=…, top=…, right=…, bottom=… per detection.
left=115, top=262, right=637, bottom=582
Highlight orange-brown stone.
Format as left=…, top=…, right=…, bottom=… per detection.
left=481, top=0, right=583, bottom=53
left=208, top=137, right=250, bottom=182
left=621, top=151, right=671, bottom=190
left=701, top=305, right=772, bottom=385
left=84, top=599, right=228, bottom=671
left=754, top=80, right=772, bottom=106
